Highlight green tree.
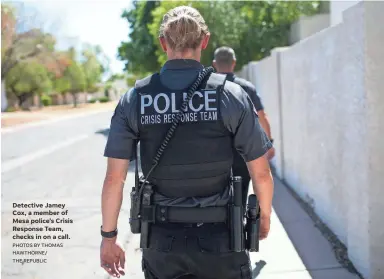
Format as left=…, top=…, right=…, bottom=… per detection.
left=233, top=1, right=320, bottom=65
left=64, top=61, right=86, bottom=107
left=5, top=61, right=52, bottom=109
left=54, top=76, right=70, bottom=95
left=81, top=45, right=103, bottom=93
left=1, top=3, right=16, bottom=62
left=107, top=73, right=125, bottom=83
left=117, top=1, right=161, bottom=74
left=148, top=1, right=249, bottom=68
left=1, top=3, right=56, bottom=80
left=118, top=1, right=320, bottom=74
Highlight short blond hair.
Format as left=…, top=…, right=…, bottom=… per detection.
left=159, top=6, right=209, bottom=51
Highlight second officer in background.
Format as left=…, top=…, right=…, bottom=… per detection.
left=213, top=46, right=275, bottom=208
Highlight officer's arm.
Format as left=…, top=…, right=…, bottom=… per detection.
left=257, top=110, right=272, bottom=140
left=221, top=84, right=274, bottom=219
left=102, top=89, right=139, bottom=233
left=246, top=85, right=272, bottom=140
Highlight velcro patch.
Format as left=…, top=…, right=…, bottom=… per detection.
left=139, top=90, right=219, bottom=125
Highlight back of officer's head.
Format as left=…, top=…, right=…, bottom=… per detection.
left=213, top=47, right=236, bottom=73
left=159, top=6, right=209, bottom=52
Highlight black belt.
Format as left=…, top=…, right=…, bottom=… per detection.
left=141, top=205, right=228, bottom=224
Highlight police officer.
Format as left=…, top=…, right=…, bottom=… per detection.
left=213, top=46, right=275, bottom=209
left=100, top=6, right=274, bottom=279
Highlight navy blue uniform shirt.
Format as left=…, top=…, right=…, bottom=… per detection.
left=224, top=73, right=264, bottom=112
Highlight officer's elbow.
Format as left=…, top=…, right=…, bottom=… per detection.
left=246, top=155, right=272, bottom=184
left=103, top=158, right=130, bottom=188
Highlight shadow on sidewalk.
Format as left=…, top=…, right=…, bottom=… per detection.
left=252, top=260, right=267, bottom=278
left=95, top=127, right=110, bottom=137
left=267, top=172, right=363, bottom=279
left=95, top=129, right=362, bottom=278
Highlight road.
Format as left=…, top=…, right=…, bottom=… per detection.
left=1, top=110, right=360, bottom=279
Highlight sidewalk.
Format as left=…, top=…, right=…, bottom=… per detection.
left=251, top=177, right=361, bottom=279
left=1, top=101, right=117, bottom=128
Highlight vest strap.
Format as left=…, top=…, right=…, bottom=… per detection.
left=207, top=72, right=227, bottom=88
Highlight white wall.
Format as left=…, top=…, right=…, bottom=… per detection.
left=330, top=0, right=362, bottom=25
left=239, top=2, right=384, bottom=278
left=289, top=14, right=330, bottom=44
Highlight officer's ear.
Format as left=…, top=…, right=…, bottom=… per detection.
left=159, top=37, right=167, bottom=52
left=232, top=59, right=236, bottom=71
left=201, top=33, right=210, bottom=50
left=212, top=60, right=217, bottom=69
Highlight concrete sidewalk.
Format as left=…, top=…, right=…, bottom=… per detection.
left=250, top=177, right=361, bottom=279
left=1, top=101, right=117, bottom=129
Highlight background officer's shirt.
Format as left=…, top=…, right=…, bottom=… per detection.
left=104, top=59, right=272, bottom=206
left=224, top=73, right=265, bottom=171
left=225, top=73, right=264, bottom=112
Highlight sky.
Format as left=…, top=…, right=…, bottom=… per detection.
left=19, top=0, right=132, bottom=75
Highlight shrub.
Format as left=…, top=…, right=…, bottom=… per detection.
left=88, top=99, right=97, bottom=104
left=99, top=96, right=109, bottom=103
left=41, top=95, right=52, bottom=106
left=5, top=106, right=17, bottom=112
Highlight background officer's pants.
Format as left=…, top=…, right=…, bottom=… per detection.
left=142, top=223, right=252, bottom=279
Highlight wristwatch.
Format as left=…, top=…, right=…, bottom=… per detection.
left=269, top=138, right=274, bottom=144
left=100, top=226, right=118, bottom=238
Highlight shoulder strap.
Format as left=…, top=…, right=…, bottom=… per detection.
left=206, top=73, right=227, bottom=88
left=134, top=74, right=157, bottom=90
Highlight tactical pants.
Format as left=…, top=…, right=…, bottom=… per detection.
left=141, top=223, right=252, bottom=279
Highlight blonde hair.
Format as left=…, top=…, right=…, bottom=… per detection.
left=159, top=6, right=209, bottom=51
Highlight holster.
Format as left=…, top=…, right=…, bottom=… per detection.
left=245, top=194, right=261, bottom=252
left=129, top=178, right=155, bottom=249
left=129, top=186, right=141, bottom=234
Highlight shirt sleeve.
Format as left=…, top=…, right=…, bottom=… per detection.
left=245, top=84, right=264, bottom=112
left=220, top=82, right=272, bottom=162
left=104, top=88, right=139, bottom=160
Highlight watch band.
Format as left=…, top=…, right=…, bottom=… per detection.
left=101, top=226, right=118, bottom=238
left=270, top=138, right=274, bottom=144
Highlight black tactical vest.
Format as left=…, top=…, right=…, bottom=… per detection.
left=135, top=72, right=233, bottom=198
left=225, top=74, right=249, bottom=171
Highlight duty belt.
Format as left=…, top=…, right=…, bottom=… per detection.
left=141, top=205, right=228, bottom=224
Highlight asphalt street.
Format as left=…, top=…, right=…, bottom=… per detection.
left=1, top=110, right=360, bottom=279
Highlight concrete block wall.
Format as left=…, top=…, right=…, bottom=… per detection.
left=289, top=13, right=331, bottom=44
left=364, top=2, right=384, bottom=276
left=239, top=2, right=384, bottom=278
left=252, top=52, right=285, bottom=179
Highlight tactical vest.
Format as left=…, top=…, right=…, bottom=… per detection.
left=135, top=72, right=233, bottom=198
left=224, top=74, right=249, bottom=172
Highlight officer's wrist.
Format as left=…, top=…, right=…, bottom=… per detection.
left=102, top=236, right=117, bottom=242
left=261, top=212, right=271, bottom=220
left=260, top=207, right=272, bottom=219
left=101, top=226, right=118, bottom=238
